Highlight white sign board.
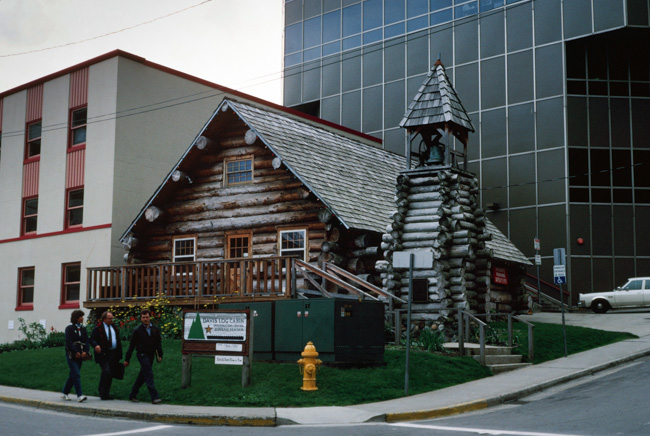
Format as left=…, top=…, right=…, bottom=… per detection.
left=535, top=254, right=542, bottom=265
left=393, top=251, right=434, bottom=269
left=215, top=355, right=243, bottom=365
left=216, top=343, right=243, bottom=352
left=183, top=312, right=247, bottom=342
left=553, top=264, right=566, bottom=284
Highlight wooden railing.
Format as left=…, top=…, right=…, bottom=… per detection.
left=86, top=256, right=294, bottom=305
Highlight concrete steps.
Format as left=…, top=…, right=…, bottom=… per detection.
left=443, top=342, right=532, bottom=374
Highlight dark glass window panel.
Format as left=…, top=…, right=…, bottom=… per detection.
left=25, top=216, right=37, bottom=233
left=430, top=8, right=452, bottom=25
left=69, top=189, right=84, bottom=207
left=284, top=53, right=302, bottom=68
left=508, top=103, right=534, bottom=154
left=506, top=3, right=532, bottom=51
left=429, top=25, right=452, bottom=64
left=563, top=0, right=592, bottom=39
left=570, top=257, right=592, bottom=292
left=342, top=50, right=361, bottom=91
left=612, top=150, right=632, bottom=187
left=507, top=50, right=533, bottom=104
left=304, top=17, right=321, bottom=48
left=608, top=50, right=628, bottom=82
left=303, top=61, right=321, bottom=101
left=536, top=97, right=564, bottom=150
left=629, top=42, right=649, bottom=81
left=430, top=0, right=452, bottom=12
left=591, top=188, right=611, bottom=203
left=466, top=110, right=478, bottom=161
left=22, top=288, right=34, bottom=304
left=568, top=148, right=589, bottom=186
left=570, top=205, right=591, bottom=255
left=589, top=97, right=609, bottom=148
left=632, top=99, right=650, bottom=146
left=535, top=44, right=563, bottom=98
left=565, top=40, right=586, bottom=79
left=384, top=80, right=405, bottom=129
left=590, top=149, right=611, bottom=187
left=342, top=35, right=361, bottom=50
left=384, top=39, right=405, bottom=82
left=303, top=47, right=321, bottom=62
left=363, top=47, right=382, bottom=86
left=28, top=139, right=41, bottom=157
left=588, top=81, right=608, bottom=96
left=455, top=1, right=477, bottom=18
left=480, top=11, right=504, bottom=58
left=636, top=189, right=650, bottom=204
left=480, top=0, right=504, bottom=12
left=68, top=208, right=83, bottom=226
left=284, top=66, right=302, bottom=106
left=304, top=0, right=322, bottom=18
left=66, top=284, right=80, bottom=301
left=321, top=95, right=341, bottom=124
left=364, top=28, right=382, bottom=44
left=593, top=258, right=614, bottom=292
left=609, top=82, right=629, bottom=97
left=22, top=268, right=35, bottom=286
left=362, top=85, right=383, bottom=132
left=385, top=0, right=405, bottom=24
left=384, top=128, right=406, bottom=154
left=633, top=150, right=650, bottom=187
left=341, top=91, right=361, bottom=130
left=407, top=15, right=428, bottom=32
left=342, top=4, right=361, bottom=36
left=28, top=121, right=41, bottom=140
left=454, top=19, right=477, bottom=64
left=385, top=21, right=405, bottom=38
left=407, top=31, right=428, bottom=76
left=25, top=198, right=38, bottom=215
left=481, top=108, right=506, bottom=158
left=570, top=187, right=589, bottom=202
left=613, top=189, right=633, bottom=203
left=628, top=0, right=649, bottom=25
left=539, top=205, right=566, bottom=257
left=323, top=10, right=342, bottom=42
left=614, top=258, right=636, bottom=288
left=66, top=264, right=81, bottom=283
left=567, top=80, right=587, bottom=95
left=285, top=22, right=302, bottom=53
left=592, top=205, right=612, bottom=255
left=509, top=207, right=536, bottom=257
left=480, top=56, right=505, bottom=109
left=285, top=0, right=302, bottom=25
left=593, top=0, right=625, bottom=32
left=323, top=41, right=341, bottom=56
left=72, top=108, right=87, bottom=127
left=567, top=97, right=588, bottom=147
left=481, top=158, right=508, bottom=208
left=408, top=0, right=428, bottom=17
left=454, top=62, right=478, bottom=113
left=72, top=126, right=86, bottom=145
left=636, top=207, right=650, bottom=255
left=610, top=99, right=630, bottom=148
left=588, top=47, right=607, bottom=80
left=538, top=149, right=566, bottom=204
left=363, top=0, right=382, bottom=30
left=534, top=0, right=561, bottom=45
left=509, top=153, right=536, bottom=208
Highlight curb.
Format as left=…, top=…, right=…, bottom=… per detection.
left=385, top=400, right=488, bottom=422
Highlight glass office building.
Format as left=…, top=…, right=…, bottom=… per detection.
left=283, top=0, right=650, bottom=303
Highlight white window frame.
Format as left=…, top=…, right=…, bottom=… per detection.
left=173, top=236, right=197, bottom=263
left=278, top=229, right=308, bottom=261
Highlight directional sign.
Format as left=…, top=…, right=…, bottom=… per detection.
left=535, top=254, right=542, bottom=265
left=553, top=264, right=566, bottom=285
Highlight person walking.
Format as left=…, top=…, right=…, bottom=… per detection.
left=91, top=311, right=123, bottom=400
left=124, top=308, right=163, bottom=404
left=62, top=309, right=91, bottom=402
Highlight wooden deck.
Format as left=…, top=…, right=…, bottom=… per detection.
left=84, top=256, right=295, bottom=309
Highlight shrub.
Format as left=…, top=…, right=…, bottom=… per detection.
left=99, top=294, right=183, bottom=340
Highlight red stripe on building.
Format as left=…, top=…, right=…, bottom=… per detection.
left=66, top=148, right=85, bottom=188
left=22, top=161, right=40, bottom=197
left=26, top=85, right=43, bottom=122
left=0, top=98, right=4, bottom=127
left=69, top=68, right=89, bottom=108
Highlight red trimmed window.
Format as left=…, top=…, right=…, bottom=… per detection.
left=60, top=263, right=81, bottom=308
left=25, top=120, right=42, bottom=160
left=66, top=188, right=84, bottom=228
left=69, top=107, right=87, bottom=149
left=17, top=267, right=35, bottom=310
left=22, top=197, right=38, bottom=235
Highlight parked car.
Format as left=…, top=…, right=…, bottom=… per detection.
left=578, top=277, right=650, bottom=313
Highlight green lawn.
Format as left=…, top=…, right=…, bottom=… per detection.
left=0, top=322, right=637, bottom=407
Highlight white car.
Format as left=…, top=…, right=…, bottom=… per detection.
left=578, top=277, right=650, bottom=313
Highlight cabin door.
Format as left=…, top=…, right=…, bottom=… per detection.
left=226, top=233, right=252, bottom=294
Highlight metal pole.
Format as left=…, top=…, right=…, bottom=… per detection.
left=405, top=253, right=414, bottom=396
left=560, top=283, right=568, bottom=357
left=536, top=264, right=542, bottom=305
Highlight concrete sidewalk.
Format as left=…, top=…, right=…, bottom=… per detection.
left=2, top=311, right=650, bottom=426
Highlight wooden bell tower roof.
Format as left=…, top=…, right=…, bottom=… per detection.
left=399, top=60, right=475, bottom=133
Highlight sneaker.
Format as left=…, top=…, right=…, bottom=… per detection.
left=77, top=395, right=87, bottom=403
left=61, top=394, right=71, bottom=401
left=129, top=397, right=139, bottom=403
left=152, top=398, right=162, bottom=404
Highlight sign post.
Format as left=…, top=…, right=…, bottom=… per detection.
left=534, top=238, right=542, bottom=304
left=553, top=248, right=568, bottom=357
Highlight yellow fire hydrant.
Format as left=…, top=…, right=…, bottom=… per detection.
left=297, top=341, right=322, bottom=391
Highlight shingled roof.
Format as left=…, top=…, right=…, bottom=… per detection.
left=400, top=60, right=475, bottom=132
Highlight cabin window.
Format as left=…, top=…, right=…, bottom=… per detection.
left=69, top=107, right=87, bottom=149
left=17, top=267, right=35, bottom=310
left=173, top=236, right=196, bottom=262
left=22, top=197, right=38, bottom=235
left=60, top=262, right=81, bottom=307
left=224, top=156, right=253, bottom=186
left=66, top=188, right=84, bottom=228
left=226, top=233, right=251, bottom=258
left=26, top=121, right=42, bottom=160
left=279, top=229, right=307, bottom=261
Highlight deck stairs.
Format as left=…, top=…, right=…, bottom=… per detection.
left=444, top=342, right=532, bottom=374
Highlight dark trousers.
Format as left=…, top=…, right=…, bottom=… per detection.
left=63, top=354, right=83, bottom=396
left=130, top=353, right=159, bottom=401
left=98, top=350, right=118, bottom=398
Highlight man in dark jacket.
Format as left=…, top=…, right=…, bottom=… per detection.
left=124, top=308, right=163, bottom=404
left=91, top=311, right=123, bottom=400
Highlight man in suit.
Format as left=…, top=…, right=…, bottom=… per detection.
left=91, top=311, right=123, bottom=400
left=124, top=308, right=163, bottom=404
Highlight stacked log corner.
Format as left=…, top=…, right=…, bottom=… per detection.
left=376, top=168, right=491, bottom=337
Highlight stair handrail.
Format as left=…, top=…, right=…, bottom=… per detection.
left=508, top=314, right=535, bottom=363
left=458, top=310, right=487, bottom=366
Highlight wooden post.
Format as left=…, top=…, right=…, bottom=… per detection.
left=242, top=315, right=254, bottom=388
left=181, top=354, right=192, bottom=389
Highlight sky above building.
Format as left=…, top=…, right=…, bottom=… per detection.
left=0, top=0, right=283, bottom=103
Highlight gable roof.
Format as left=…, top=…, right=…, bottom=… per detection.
left=122, top=98, right=529, bottom=266
left=486, top=220, right=532, bottom=266
left=399, top=60, right=475, bottom=132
